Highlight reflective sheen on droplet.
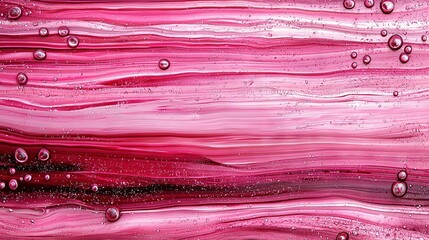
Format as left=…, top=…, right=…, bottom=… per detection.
left=397, top=170, right=407, bottom=181
left=24, top=174, right=32, bottom=182
left=9, top=179, right=18, bottom=190
left=404, top=45, right=412, bottom=54
left=388, top=35, right=403, bottom=50
left=399, top=53, right=410, bottom=63
left=336, top=231, right=349, bottom=240
left=105, top=207, right=121, bottom=222
left=16, top=72, right=28, bottom=85
left=38, top=148, right=50, bottom=161
left=343, top=0, right=355, bottom=9
left=362, top=55, right=371, bottom=65
left=9, top=168, right=16, bottom=175
left=39, top=27, right=49, bottom=37
left=351, top=62, right=357, bottom=69
left=67, top=36, right=80, bottom=48
left=33, top=49, right=47, bottom=60
left=58, top=26, right=70, bottom=37
left=380, top=0, right=394, bottom=14
left=350, top=52, right=357, bottom=59
left=380, top=29, right=388, bottom=37
left=391, top=181, right=407, bottom=197
left=15, top=148, right=28, bottom=163
left=8, top=6, right=22, bottom=20
left=159, top=59, right=170, bottom=70
left=393, top=91, right=399, bottom=97
left=364, top=0, right=374, bottom=8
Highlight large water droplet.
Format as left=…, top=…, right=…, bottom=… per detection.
left=58, top=26, right=70, bottom=37
left=39, top=27, right=49, bottom=37
left=362, top=55, right=371, bottom=65
left=364, top=0, right=374, bottom=8
left=380, top=0, right=394, bottom=14
left=158, top=59, right=170, bottom=70
left=38, top=148, right=50, bottom=161
left=399, top=53, right=410, bottom=63
left=105, top=207, right=121, bottom=222
left=388, top=35, right=403, bottom=50
left=8, top=6, right=22, bottom=20
left=9, top=179, right=18, bottom=190
left=343, top=0, right=355, bottom=9
left=397, top=170, right=407, bottom=181
left=15, top=148, right=28, bottom=163
left=33, top=49, right=47, bottom=60
left=336, top=232, right=349, bottom=240
left=404, top=45, right=412, bottom=54
left=391, top=181, right=407, bottom=197
left=67, top=36, right=79, bottom=48
left=16, top=72, right=28, bottom=85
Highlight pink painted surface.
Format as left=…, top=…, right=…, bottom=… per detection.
left=1, top=0, right=429, bottom=239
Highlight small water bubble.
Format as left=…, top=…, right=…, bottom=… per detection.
left=380, top=0, right=395, bottom=14
left=9, top=168, right=16, bottom=175
left=388, top=35, right=403, bottom=50
left=66, top=174, right=71, bottom=179
left=67, top=36, right=79, bottom=48
left=16, top=72, right=28, bottom=85
left=38, top=148, right=50, bottom=161
left=422, top=35, right=427, bottom=42
left=397, top=170, right=407, bottom=181
left=336, top=232, right=349, bottom=240
left=343, top=0, right=355, bottom=9
left=39, top=27, right=49, bottom=37
left=33, top=49, right=47, bottom=60
left=399, top=53, right=410, bottom=63
left=362, top=55, right=371, bottom=65
left=393, top=91, right=399, bottom=97
left=105, top=207, right=121, bottom=222
left=44, top=174, right=50, bottom=181
left=0, top=182, right=5, bottom=189
left=58, top=26, right=69, bottom=37
left=91, top=184, right=99, bottom=192
left=351, top=62, right=357, bottom=69
left=392, top=181, right=407, bottom=197
left=24, top=174, right=32, bottom=182
left=158, top=59, right=170, bottom=70
left=8, top=6, right=22, bottom=20
left=9, top=179, right=18, bottom=190
left=381, top=29, right=388, bottom=37
left=15, top=148, right=28, bottom=163
left=364, top=0, right=374, bottom=8
left=404, top=45, right=412, bottom=54
left=350, top=51, right=357, bottom=58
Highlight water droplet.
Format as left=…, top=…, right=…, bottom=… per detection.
left=393, top=91, right=399, bottom=97
left=422, top=35, right=427, bottom=42
left=343, top=0, right=355, bottom=9
left=58, top=26, right=69, bottom=37
left=158, top=59, right=170, bottom=70
left=404, top=45, right=412, bottom=54
left=44, top=174, right=50, bottom=181
left=9, top=168, right=16, bottom=175
left=67, top=36, right=79, bottom=48
left=66, top=174, right=71, bottom=179
left=92, top=184, right=98, bottom=192
left=350, top=51, right=357, bottom=59
left=336, top=232, right=349, bottom=240
left=380, top=0, right=394, bottom=14
left=15, top=148, right=28, bottom=163
left=397, top=170, right=407, bottom=181
left=33, top=49, right=47, bottom=60
left=381, top=29, right=388, bottom=37
left=105, top=207, right=121, bottom=222
left=9, top=179, right=18, bottom=190
left=399, top=53, right=410, bottom=63
left=362, top=55, right=371, bottom=65
left=364, top=0, right=374, bottom=8
left=388, top=35, right=403, bottom=50
left=8, top=6, right=22, bottom=20
left=16, top=72, right=28, bottom=85
left=351, top=62, right=357, bottom=69
left=0, top=182, right=5, bottom=189
left=39, top=27, right=49, bottom=37
left=24, top=174, right=32, bottom=182
left=392, top=181, right=407, bottom=197
left=38, top=148, right=50, bottom=161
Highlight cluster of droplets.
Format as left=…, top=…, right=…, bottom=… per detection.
left=391, top=170, right=407, bottom=197
left=0, top=148, right=51, bottom=191
left=343, top=0, right=394, bottom=13
left=349, top=51, right=372, bottom=68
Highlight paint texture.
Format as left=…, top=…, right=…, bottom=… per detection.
left=1, top=0, right=429, bottom=239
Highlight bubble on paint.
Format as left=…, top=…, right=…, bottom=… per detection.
left=388, top=35, right=403, bottom=50
left=105, top=207, right=121, bottom=222
left=158, top=59, right=170, bottom=70
left=380, top=0, right=394, bottom=14
left=350, top=52, right=357, bottom=59
left=343, top=0, right=355, bottom=9
left=38, top=148, right=50, bottom=161
left=422, top=35, right=427, bottom=42
left=336, top=231, right=349, bottom=240
left=9, top=179, right=18, bottom=190
left=381, top=29, right=388, bottom=37
left=393, top=91, right=399, bottom=97
left=351, top=62, right=357, bottom=69
left=15, top=148, right=28, bottom=163
left=39, top=27, right=49, bottom=37
left=391, top=181, right=407, bottom=197
left=92, top=184, right=99, bottom=192
left=24, top=174, right=32, bottom=182
left=16, top=72, right=28, bottom=85
left=362, top=55, right=371, bottom=65
left=364, top=0, right=374, bottom=8
left=0, top=182, right=5, bottom=190
left=66, top=174, right=71, bottom=179
left=67, top=36, right=80, bottom=48
left=397, top=170, right=407, bottom=181
left=8, top=6, right=22, bottom=20
left=9, top=168, right=16, bottom=175
left=58, top=26, right=70, bottom=37
left=44, top=174, right=50, bottom=181
left=33, top=49, right=47, bottom=60
left=404, top=45, right=412, bottom=54
left=399, top=53, right=410, bottom=63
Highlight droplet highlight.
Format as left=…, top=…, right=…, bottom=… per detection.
left=336, top=231, right=349, bottom=240
left=67, top=36, right=80, bottom=48
left=404, top=45, right=412, bottom=54
left=16, top=72, right=28, bottom=85
left=8, top=6, right=22, bottom=20
left=24, top=174, right=32, bottom=182
left=380, top=0, right=394, bottom=14
left=399, top=53, right=410, bottom=63
left=343, top=0, right=355, bottom=9
left=362, top=55, right=371, bottom=65
left=397, top=170, right=407, bottom=181
left=9, top=179, right=18, bottom=190
left=350, top=51, right=357, bottom=59
left=9, top=168, right=16, bottom=175
left=105, top=207, right=121, bottom=222
left=38, top=148, right=50, bottom=161
left=39, top=27, right=49, bottom=37
left=92, top=184, right=99, bottom=192
left=364, top=0, right=374, bottom=8
left=33, top=49, right=47, bottom=60
left=380, top=29, right=388, bottom=37
left=388, top=35, right=403, bottom=50
left=351, top=62, right=357, bottom=69
left=58, top=26, right=70, bottom=37
left=15, top=148, right=28, bottom=163
left=391, top=181, right=407, bottom=197
left=158, top=59, right=170, bottom=70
